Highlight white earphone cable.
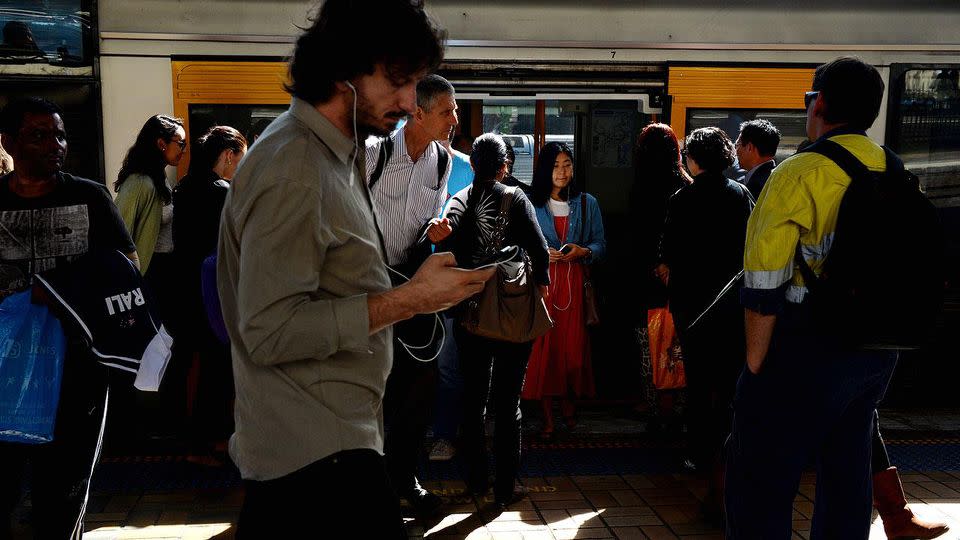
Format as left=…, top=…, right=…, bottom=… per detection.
left=385, top=265, right=446, bottom=363
left=346, top=80, right=444, bottom=362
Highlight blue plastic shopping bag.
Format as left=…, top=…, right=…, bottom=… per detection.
left=0, top=290, right=66, bottom=444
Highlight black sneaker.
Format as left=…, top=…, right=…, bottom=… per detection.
left=402, top=485, right=444, bottom=516
left=494, top=484, right=529, bottom=511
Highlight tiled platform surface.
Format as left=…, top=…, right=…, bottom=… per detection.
left=8, top=407, right=960, bottom=539
left=79, top=471, right=960, bottom=540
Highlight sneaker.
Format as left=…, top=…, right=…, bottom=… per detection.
left=494, top=484, right=529, bottom=510
left=428, top=439, right=456, bottom=461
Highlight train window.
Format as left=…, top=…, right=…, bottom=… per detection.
left=483, top=100, right=535, bottom=183
left=0, top=1, right=93, bottom=66
left=187, top=104, right=286, bottom=150
left=686, top=108, right=808, bottom=166
left=545, top=100, right=577, bottom=163
left=892, top=69, right=960, bottom=209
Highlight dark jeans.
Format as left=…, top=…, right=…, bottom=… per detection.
left=724, top=303, right=898, bottom=540
left=237, top=448, right=404, bottom=539
left=432, top=315, right=463, bottom=441
left=383, top=325, right=438, bottom=495
left=0, top=384, right=108, bottom=540
left=454, top=326, right=532, bottom=501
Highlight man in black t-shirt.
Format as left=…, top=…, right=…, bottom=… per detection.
left=0, top=97, right=137, bottom=539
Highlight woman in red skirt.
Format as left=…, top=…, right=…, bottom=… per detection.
left=523, top=142, right=606, bottom=440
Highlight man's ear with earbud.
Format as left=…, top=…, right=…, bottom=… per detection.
left=335, top=80, right=357, bottom=94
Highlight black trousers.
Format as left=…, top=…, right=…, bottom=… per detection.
left=0, top=384, right=108, bottom=540
left=236, top=448, right=404, bottom=539
left=677, top=315, right=744, bottom=472
left=383, top=255, right=441, bottom=496
left=454, top=327, right=532, bottom=501
left=383, top=327, right=438, bottom=495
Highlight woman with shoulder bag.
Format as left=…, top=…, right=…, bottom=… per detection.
left=432, top=133, right=550, bottom=510
left=522, top=142, right=607, bottom=441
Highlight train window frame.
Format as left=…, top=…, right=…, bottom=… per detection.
left=171, top=60, right=290, bottom=177
left=0, top=0, right=97, bottom=68
left=667, top=66, right=815, bottom=138
left=886, top=63, right=960, bottom=210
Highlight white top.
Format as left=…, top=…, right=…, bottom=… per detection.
left=548, top=198, right=570, bottom=217
left=154, top=202, right=174, bottom=253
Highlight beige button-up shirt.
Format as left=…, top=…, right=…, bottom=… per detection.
left=217, top=98, right=392, bottom=481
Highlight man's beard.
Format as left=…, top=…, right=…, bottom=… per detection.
left=355, top=94, right=406, bottom=138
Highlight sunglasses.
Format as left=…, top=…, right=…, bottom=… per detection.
left=804, top=91, right=820, bottom=109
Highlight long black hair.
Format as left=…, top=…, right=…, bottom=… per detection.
left=116, top=114, right=183, bottom=204
left=469, top=133, right=508, bottom=183
left=187, top=126, right=247, bottom=178
left=530, top=141, right=578, bottom=207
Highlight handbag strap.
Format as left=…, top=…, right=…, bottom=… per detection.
left=492, top=186, right=516, bottom=251
left=579, top=193, right=592, bottom=276
left=579, top=193, right=586, bottom=246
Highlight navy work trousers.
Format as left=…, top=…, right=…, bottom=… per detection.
left=724, top=303, right=898, bottom=540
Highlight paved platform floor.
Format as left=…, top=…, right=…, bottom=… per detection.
left=79, top=470, right=960, bottom=539
left=8, top=408, right=960, bottom=539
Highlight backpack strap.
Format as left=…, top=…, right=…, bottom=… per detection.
left=794, top=138, right=874, bottom=294
left=368, top=136, right=394, bottom=189
left=435, top=141, right=450, bottom=190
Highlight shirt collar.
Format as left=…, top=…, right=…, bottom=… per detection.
left=393, top=124, right=442, bottom=164
left=744, top=159, right=775, bottom=183
left=816, top=125, right=868, bottom=143
left=289, top=97, right=357, bottom=166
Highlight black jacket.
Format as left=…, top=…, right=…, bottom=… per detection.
left=440, top=180, right=550, bottom=287
left=660, top=171, right=754, bottom=329
left=743, top=160, right=774, bottom=201
left=629, top=171, right=688, bottom=311
left=172, top=171, right=229, bottom=343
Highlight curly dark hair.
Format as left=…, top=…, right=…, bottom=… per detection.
left=286, top=0, right=446, bottom=105
left=530, top=141, right=578, bottom=207
left=116, top=114, right=183, bottom=204
left=684, top=127, right=735, bottom=174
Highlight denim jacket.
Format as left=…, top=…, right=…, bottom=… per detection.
left=534, top=192, right=607, bottom=264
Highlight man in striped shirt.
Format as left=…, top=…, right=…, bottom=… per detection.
left=366, top=73, right=459, bottom=514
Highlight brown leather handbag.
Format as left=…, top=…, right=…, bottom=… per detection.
left=461, top=187, right=553, bottom=343
left=580, top=194, right=600, bottom=326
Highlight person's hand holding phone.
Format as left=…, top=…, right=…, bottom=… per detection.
left=548, top=247, right=564, bottom=263
left=559, top=243, right=588, bottom=262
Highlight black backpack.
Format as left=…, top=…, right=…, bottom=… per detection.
left=368, top=137, right=449, bottom=190
left=794, top=139, right=945, bottom=350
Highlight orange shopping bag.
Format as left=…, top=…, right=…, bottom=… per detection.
left=647, top=307, right=686, bottom=390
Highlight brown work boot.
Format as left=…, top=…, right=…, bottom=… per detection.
left=874, top=466, right=949, bottom=539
